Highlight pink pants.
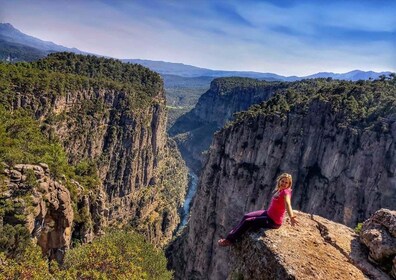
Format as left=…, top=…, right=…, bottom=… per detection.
left=225, top=210, right=280, bottom=243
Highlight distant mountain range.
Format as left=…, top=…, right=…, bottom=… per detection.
left=122, top=59, right=291, bottom=81
left=0, top=23, right=87, bottom=62
left=0, top=23, right=392, bottom=81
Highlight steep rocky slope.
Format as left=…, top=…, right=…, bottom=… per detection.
left=169, top=77, right=288, bottom=172
left=0, top=164, right=107, bottom=263
left=167, top=77, right=396, bottom=279
left=0, top=53, right=187, bottom=246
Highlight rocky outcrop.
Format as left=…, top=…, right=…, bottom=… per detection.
left=0, top=164, right=109, bottom=262
left=229, top=211, right=390, bottom=280
left=1, top=164, right=74, bottom=262
left=169, top=78, right=287, bottom=173
left=168, top=211, right=392, bottom=280
left=70, top=179, right=108, bottom=244
left=360, top=209, right=396, bottom=278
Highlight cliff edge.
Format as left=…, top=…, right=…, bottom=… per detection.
left=228, top=211, right=391, bottom=280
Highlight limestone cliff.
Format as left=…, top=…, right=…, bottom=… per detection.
left=0, top=163, right=110, bottom=262
left=0, top=53, right=187, bottom=246
left=167, top=78, right=396, bottom=279
left=169, top=78, right=287, bottom=173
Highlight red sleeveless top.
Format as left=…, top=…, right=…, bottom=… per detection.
left=267, top=188, right=292, bottom=225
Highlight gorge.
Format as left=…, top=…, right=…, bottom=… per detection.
left=169, top=77, right=290, bottom=173
left=1, top=51, right=395, bottom=279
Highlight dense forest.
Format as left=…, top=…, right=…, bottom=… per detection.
left=0, top=52, right=163, bottom=111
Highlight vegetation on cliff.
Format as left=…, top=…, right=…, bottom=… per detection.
left=231, top=75, right=396, bottom=130
left=0, top=52, right=163, bottom=115
left=33, top=52, right=163, bottom=97
left=0, top=230, right=172, bottom=279
left=0, top=107, right=99, bottom=258
left=209, top=77, right=280, bottom=96
left=0, top=107, right=98, bottom=186
left=0, top=107, right=99, bottom=197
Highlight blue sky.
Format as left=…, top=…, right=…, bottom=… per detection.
left=0, top=0, right=395, bottom=76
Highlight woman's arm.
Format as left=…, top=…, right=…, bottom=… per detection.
left=284, top=194, right=298, bottom=226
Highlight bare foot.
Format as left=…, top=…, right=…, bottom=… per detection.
left=218, top=238, right=232, bottom=247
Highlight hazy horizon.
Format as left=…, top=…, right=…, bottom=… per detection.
left=0, top=0, right=395, bottom=76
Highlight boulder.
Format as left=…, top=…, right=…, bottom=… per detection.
left=360, top=209, right=396, bottom=278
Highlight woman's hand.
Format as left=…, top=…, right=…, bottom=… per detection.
left=285, top=194, right=298, bottom=226
left=290, top=215, right=298, bottom=226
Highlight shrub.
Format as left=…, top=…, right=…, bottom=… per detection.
left=61, top=230, right=172, bottom=280
left=0, top=230, right=172, bottom=279
left=0, top=244, right=52, bottom=280
left=354, top=223, right=363, bottom=234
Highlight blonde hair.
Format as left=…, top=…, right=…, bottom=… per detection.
left=273, top=173, right=292, bottom=193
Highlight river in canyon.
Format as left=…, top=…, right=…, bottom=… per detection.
left=179, top=169, right=199, bottom=228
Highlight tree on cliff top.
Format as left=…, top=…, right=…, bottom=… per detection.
left=231, top=75, right=396, bottom=130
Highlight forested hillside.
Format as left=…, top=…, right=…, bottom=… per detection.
left=0, top=53, right=186, bottom=278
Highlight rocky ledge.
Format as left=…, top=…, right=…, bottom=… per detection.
left=228, top=211, right=393, bottom=280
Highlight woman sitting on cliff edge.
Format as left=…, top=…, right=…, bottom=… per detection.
left=218, top=173, right=298, bottom=247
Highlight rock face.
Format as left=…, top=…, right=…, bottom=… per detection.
left=200, top=100, right=395, bottom=227
left=167, top=80, right=395, bottom=279
left=360, top=209, right=396, bottom=278
left=1, top=164, right=79, bottom=262
left=169, top=78, right=287, bottom=173
left=69, top=178, right=108, bottom=244
left=1, top=55, right=188, bottom=246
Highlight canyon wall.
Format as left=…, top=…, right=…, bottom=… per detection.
left=167, top=78, right=396, bottom=279
left=0, top=53, right=187, bottom=246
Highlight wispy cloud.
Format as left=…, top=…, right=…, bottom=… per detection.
left=0, top=0, right=394, bottom=75
left=212, top=3, right=254, bottom=28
